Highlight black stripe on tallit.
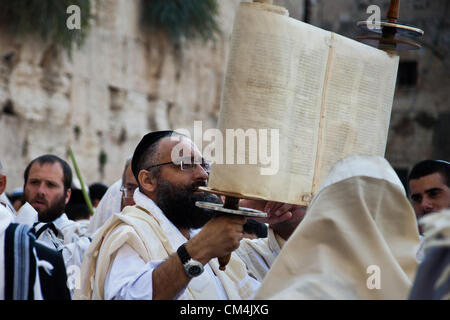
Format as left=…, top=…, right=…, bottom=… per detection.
left=4, top=223, right=37, bottom=300
left=4, top=223, right=16, bottom=299
left=32, top=222, right=58, bottom=240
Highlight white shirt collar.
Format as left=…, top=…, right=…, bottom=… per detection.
left=52, top=213, right=71, bottom=230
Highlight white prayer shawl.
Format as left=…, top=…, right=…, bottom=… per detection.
left=34, top=214, right=91, bottom=281
left=77, top=190, right=258, bottom=300
left=255, top=155, right=420, bottom=300
left=76, top=219, right=90, bottom=236
left=0, top=205, right=14, bottom=299
left=0, top=193, right=16, bottom=220
left=87, top=179, right=122, bottom=237
left=235, top=228, right=285, bottom=282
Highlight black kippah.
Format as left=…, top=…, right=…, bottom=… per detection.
left=131, top=130, right=175, bottom=180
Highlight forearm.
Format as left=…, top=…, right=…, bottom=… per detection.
left=153, top=215, right=245, bottom=299
left=151, top=253, right=191, bottom=300
left=105, top=243, right=203, bottom=300
left=152, top=239, right=211, bottom=300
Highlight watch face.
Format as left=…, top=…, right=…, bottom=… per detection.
left=185, top=260, right=204, bottom=277
left=188, top=265, right=203, bottom=277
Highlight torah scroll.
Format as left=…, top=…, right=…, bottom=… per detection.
left=207, top=2, right=399, bottom=205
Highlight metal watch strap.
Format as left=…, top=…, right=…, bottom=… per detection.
left=177, top=243, right=191, bottom=264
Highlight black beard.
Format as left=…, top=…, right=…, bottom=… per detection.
left=155, top=179, right=222, bottom=229
left=25, top=191, right=66, bottom=223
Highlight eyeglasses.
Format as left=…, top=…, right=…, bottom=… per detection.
left=120, top=185, right=137, bottom=198
left=146, top=157, right=210, bottom=173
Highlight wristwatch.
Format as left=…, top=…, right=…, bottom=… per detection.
left=177, top=243, right=204, bottom=278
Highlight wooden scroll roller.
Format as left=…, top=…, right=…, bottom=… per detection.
left=195, top=187, right=267, bottom=271
left=355, top=0, right=424, bottom=51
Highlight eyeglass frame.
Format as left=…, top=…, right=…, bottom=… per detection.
left=120, top=185, right=137, bottom=198
left=145, top=157, right=211, bottom=173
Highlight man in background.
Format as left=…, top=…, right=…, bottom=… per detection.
left=87, top=157, right=138, bottom=236
left=0, top=157, right=70, bottom=300
left=8, top=188, right=24, bottom=212
left=89, top=183, right=108, bottom=208
left=408, top=160, right=450, bottom=232
left=22, top=154, right=91, bottom=296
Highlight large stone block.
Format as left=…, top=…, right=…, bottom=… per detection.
left=9, top=63, right=47, bottom=121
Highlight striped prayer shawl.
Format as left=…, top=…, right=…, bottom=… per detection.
left=4, top=223, right=37, bottom=300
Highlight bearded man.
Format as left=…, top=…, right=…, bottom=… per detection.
left=77, top=131, right=260, bottom=300
left=23, top=155, right=72, bottom=224
left=22, top=154, right=91, bottom=296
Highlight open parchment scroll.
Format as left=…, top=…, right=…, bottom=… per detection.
left=207, top=2, right=399, bottom=205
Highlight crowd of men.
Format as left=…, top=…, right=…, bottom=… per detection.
left=0, top=130, right=449, bottom=300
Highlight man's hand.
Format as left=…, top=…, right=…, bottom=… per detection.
left=186, top=215, right=247, bottom=264
left=240, top=199, right=299, bottom=225
left=240, top=199, right=307, bottom=241
left=262, top=201, right=295, bottom=225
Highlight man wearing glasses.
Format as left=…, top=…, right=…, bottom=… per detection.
left=119, top=159, right=139, bottom=210
left=87, top=158, right=139, bottom=236
left=78, top=131, right=260, bottom=300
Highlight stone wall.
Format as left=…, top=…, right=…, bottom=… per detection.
left=0, top=0, right=244, bottom=190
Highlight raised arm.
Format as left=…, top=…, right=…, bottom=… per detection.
left=151, top=215, right=246, bottom=299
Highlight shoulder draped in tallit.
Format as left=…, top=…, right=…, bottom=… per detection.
left=77, top=196, right=257, bottom=300
left=255, top=155, right=420, bottom=299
